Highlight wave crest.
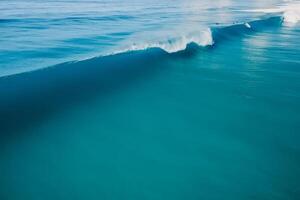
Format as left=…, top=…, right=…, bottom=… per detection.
left=283, top=9, right=300, bottom=25
left=245, top=2, right=300, bottom=26
left=114, top=28, right=213, bottom=54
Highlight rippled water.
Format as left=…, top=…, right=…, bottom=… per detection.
left=0, top=0, right=300, bottom=200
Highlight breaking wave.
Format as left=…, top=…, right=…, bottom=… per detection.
left=245, top=2, right=300, bottom=26
left=112, top=28, right=214, bottom=54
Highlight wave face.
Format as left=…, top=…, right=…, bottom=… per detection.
left=0, top=0, right=299, bottom=77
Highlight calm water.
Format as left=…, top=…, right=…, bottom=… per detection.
left=1, top=0, right=300, bottom=200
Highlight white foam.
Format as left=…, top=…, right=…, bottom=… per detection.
left=245, top=8, right=282, bottom=13
left=244, top=22, right=251, bottom=28
left=283, top=9, right=300, bottom=25
left=113, top=28, right=214, bottom=54
left=245, top=2, right=300, bottom=26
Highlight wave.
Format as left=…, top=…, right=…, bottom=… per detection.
left=105, top=2, right=300, bottom=56
left=244, top=2, right=300, bottom=26
left=111, top=16, right=279, bottom=56
left=0, top=10, right=296, bottom=78
left=64, top=15, right=285, bottom=61
left=84, top=15, right=283, bottom=60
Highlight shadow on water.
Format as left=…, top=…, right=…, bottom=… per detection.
left=0, top=49, right=164, bottom=135
left=0, top=45, right=206, bottom=136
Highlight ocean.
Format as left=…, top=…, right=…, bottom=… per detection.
left=0, top=0, right=300, bottom=199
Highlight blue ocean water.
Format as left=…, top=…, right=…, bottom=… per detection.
left=1, top=0, right=300, bottom=199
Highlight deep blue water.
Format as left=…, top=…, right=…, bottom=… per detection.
left=1, top=0, right=300, bottom=199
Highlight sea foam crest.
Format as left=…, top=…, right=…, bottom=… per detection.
left=115, top=28, right=213, bottom=54
left=281, top=2, right=300, bottom=25
left=245, top=2, right=300, bottom=26
left=283, top=9, right=300, bottom=25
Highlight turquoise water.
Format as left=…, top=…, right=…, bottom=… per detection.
left=1, top=0, right=300, bottom=199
